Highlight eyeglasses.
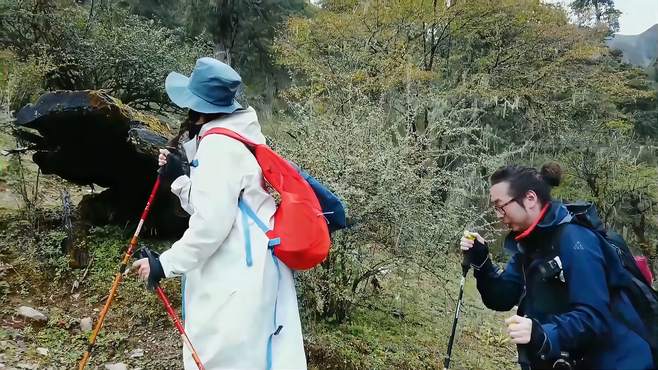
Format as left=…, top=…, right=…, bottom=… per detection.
left=493, top=197, right=519, bottom=216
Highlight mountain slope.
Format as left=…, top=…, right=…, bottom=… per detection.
left=607, top=24, right=658, bottom=67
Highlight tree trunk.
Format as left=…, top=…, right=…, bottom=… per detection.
left=214, top=42, right=232, bottom=65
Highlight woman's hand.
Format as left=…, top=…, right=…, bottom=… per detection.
left=158, top=149, right=170, bottom=167
left=132, top=258, right=150, bottom=281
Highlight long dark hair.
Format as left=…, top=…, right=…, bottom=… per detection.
left=490, top=163, right=562, bottom=206
left=167, top=109, right=228, bottom=148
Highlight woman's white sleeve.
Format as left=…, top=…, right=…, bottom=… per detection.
left=170, top=175, right=194, bottom=215
left=159, top=135, right=248, bottom=277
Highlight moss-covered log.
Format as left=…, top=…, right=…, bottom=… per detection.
left=14, top=90, right=188, bottom=242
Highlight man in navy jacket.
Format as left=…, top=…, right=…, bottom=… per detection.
left=461, top=163, right=653, bottom=369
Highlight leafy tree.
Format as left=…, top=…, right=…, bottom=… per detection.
left=119, top=0, right=183, bottom=28
left=179, top=0, right=309, bottom=111
left=274, top=0, right=530, bottom=321
left=0, top=50, right=54, bottom=112
left=556, top=125, right=658, bottom=259
left=570, top=0, right=621, bottom=33
left=0, top=0, right=212, bottom=110
left=274, top=0, right=658, bottom=320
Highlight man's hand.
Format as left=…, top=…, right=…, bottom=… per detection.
left=460, top=231, right=486, bottom=252
left=505, top=315, right=533, bottom=344
left=460, top=231, right=489, bottom=268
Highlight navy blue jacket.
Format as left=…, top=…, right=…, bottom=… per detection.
left=474, top=201, right=653, bottom=369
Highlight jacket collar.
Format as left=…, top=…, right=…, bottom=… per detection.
left=504, top=201, right=572, bottom=254
left=514, top=203, right=550, bottom=241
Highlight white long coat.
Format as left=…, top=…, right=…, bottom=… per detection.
left=158, top=107, right=307, bottom=370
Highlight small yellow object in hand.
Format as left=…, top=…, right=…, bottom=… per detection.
left=463, top=230, right=477, bottom=241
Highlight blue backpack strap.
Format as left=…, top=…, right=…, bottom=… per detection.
left=238, top=199, right=256, bottom=267
left=266, top=252, right=283, bottom=370
left=237, top=198, right=284, bottom=369
left=181, top=274, right=187, bottom=323
left=239, top=198, right=270, bottom=233
left=238, top=198, right=281, bottom=250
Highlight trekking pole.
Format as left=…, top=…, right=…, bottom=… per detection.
left=78, top=176, right=162, bottom=370
left=139, top=247, right=206, bottom=370
left=155, top=286, right=205, bottom=370
left=443, top=246, right=471, bottom=369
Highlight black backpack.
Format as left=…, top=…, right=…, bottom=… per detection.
left=557, top=201, right=658, bottom=365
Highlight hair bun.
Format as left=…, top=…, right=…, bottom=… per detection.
left=540, top=162, right=562, bottom=187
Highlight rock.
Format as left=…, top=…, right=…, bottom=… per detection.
left=36, top=347, right=48, bottom=356
left=72, top=293, right=80, bottom=300
left=79, top=317, right=93, bottom=332
left=129, top=348, right=144, bottom=358
left=14, top=90, right=187, bottom=237
left=104, top=363, right=128, bottom=370
left=16, top=363, right=37, bottom=370
left=16, top=306, right=47, bottom=322
left=391, top=309, right=405, bottom=320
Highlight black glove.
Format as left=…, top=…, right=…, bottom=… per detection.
left=528, top=318, right=549, bottom=355
left=158, top=149, right=187, bottom=183
left=466, top=238, right=490, bottom=269
left=139, top=247, right=165, bottom=291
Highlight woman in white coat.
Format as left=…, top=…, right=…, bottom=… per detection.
left=132, top=57, right=307, bottom=370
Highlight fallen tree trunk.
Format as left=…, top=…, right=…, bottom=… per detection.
left=14, top=90, right=188, bottom=247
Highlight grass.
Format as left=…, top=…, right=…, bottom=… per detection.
left=0, top=117, right=13, bottom=183
left=0, top=217, right=183, bottom=369
left=305, top=260, right=517, bottom=370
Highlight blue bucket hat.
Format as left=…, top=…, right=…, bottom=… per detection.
left=165, top=57, right=243, bottom=114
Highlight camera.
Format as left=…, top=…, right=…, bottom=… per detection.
left=537, top=256, right=565, bottom=283
left=552, top=351, right=576, bottom=370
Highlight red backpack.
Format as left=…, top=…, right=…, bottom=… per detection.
left=199, top=127, right=330, bottom=270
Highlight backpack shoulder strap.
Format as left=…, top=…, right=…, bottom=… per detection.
left=200, top=127, right=256, bottom=148
left=533, top=223, right=567, bottom=264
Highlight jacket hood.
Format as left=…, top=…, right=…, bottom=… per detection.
left=181, top=107, right=265, bottom=161
left=199, top=107, right=265, bottom=145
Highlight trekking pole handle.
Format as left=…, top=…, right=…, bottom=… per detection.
left=461, top=253, right=471, bottom=277
left=461, top=231, right=477, bottom=277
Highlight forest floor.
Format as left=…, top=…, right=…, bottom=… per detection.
left=0, top=128, right=517, bottom=370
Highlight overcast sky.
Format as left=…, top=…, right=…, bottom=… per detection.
left=546, top=0, right=658, bottom=35
left=310, top=1, right=657, bottom=35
